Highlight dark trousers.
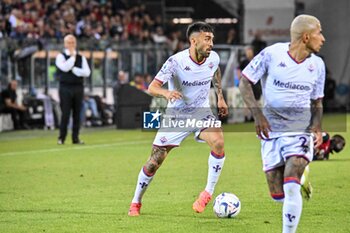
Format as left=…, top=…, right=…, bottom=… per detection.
left=2, top=107, right=27, bottom=130
left=58, top=84, right=84, bottom=142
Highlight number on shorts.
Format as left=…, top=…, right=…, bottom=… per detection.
left=299, top=136, right=308, bottom=153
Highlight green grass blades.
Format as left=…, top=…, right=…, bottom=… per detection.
left=0, top=114, right=349, bottom=233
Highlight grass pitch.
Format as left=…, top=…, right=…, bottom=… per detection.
left=0, top=114, right=349, bottom=233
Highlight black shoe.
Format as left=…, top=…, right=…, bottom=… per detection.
left=57, top=139, right=64, bottom=145
left=73, top=140, right=85, bottom=145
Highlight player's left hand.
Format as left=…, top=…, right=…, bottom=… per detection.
left=307, top=126, right=322, bottom=148
left=312, top=130, right=323, bottom=148
left=217, top=98, right=228, bottom=117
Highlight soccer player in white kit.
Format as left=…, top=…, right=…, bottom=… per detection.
left=128, top=22, right=229, bottom=216
left=239, top=15, right=325, bottom=233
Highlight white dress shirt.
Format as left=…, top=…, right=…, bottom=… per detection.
left=55, top=49, right=91, bottom=77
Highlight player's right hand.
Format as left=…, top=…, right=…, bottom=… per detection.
left=165, top=90, right=183, bottom=102
left=254, top=113, right=271, bottom=139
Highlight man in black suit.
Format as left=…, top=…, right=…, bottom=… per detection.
left=55, top=34, right=91, bottom=145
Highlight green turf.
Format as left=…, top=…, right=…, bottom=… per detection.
left=0, top=114, right=349, bottom=233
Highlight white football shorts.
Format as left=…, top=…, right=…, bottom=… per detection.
left=261, top=133, right=314, bottom=172
left=152, top=113, right=220, bottom=147
left=153, top=129, right=205, bottom=147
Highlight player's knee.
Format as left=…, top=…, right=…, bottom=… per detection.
left=144, top=146, right=167, bottom=175
left=212, top=137, right=225, bottom=154
left=271, top=192, right=285, bottom=203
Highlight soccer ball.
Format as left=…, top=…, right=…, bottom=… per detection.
left=213, top=192, right=241, bottom=218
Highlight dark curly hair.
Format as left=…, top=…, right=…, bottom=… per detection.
left=186, top=21, right=214, bottom=40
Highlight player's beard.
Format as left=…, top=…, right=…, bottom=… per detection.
left=200, top=48, right=211, bottom=58
left=205, top=49, right=211, bottom=57
left=196, top=42, right=211, bottom=57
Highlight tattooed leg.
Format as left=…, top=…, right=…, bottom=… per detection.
left=284, top=156, right=308, bottom=179
left=143, top=146, right=171, bottom=176
left=129, top=146, right=173, bottom=207
left=266, top=166, right=285, bottom=202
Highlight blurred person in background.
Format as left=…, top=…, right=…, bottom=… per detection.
left=0, top=80, right=29, bottom=130
left=251, top=31, right=267, bottom=55
left=152, top=26, right=168, bottom=44
left=113, top=70, right=129, bottom=124
left=81, top=94, right=101, bottom=127
left=144, top=73, right=153, bottom=89
left=56, top=34, right=90, bottom=145
left=313, top=132, right=345, bottom=160
left=130, top=73, right=147, bottom=91
left=237, top=46, right=262, bottom=102
left=226, top=28, right=239, bottom=45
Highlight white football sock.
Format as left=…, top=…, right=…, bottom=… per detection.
left=205, top=152, right=225, bottom=195
left=282, top=182, right=302, bottom=233
left=131, top=167, right=154, bottom=203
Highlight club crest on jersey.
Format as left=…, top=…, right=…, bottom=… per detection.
left=208, top=62, right=214, bottom=69
left=160, top=136, right=168, bottom=144
left=307, top=63, right=315, bottom=72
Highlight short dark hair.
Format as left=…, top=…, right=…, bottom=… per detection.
left=331, top=134, right=346, bottom=153
left=186, top=21, right=214, bottom=40
left=332, top=134, right=345, bottom=144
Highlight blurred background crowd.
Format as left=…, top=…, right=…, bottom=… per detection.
left=0, top=0, right=349, bottom=131
left=1, top=0, right=237, bottom=50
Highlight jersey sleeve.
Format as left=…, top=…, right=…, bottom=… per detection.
left=211, top=51, right=220, bottom=75
left=213, top=51, right=220, bottom=67
left=241, top=48, right=269, bottom=84
left=154, top=56, right=178, bottom=85
left=311, top=58, right=325, bottom=100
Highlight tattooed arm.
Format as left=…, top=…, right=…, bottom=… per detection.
left=213, top=67, right=224, bottom=100
left=239, top=77, right=271, bottom=138
left=213, top=67, right=228, bottom=117
left=308, top=98, right=323, bottom=148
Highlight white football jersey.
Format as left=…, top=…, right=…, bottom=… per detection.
left=155, top=49, right=220, bottom=114
left=242, top=42, right=325, bottom=137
